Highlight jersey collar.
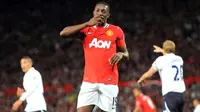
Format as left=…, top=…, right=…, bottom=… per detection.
left=166, top=53, right=175, bottom=55
left=93, top=23, right=109, bottom=29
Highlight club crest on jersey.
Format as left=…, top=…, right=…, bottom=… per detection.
left=106, top=30, right=113, bottom=36
left=89, top=38, right=111, bottom=49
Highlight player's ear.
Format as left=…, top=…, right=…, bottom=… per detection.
left=93, top=10, right=95, bottom=16
left=107, top=12, right=110, bottom=18
left=93, top=8, right=97, bottom=17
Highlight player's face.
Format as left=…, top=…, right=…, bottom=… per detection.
left=93, top=4, right=110, bottom=23
left=193, top=99, right=199, bottom=107
left=133, top=89, right=140, bottom=97
left=20, top=59, right=32, bottom=73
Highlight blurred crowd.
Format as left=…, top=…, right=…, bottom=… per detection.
left=0, top=0, right=200, bottom=111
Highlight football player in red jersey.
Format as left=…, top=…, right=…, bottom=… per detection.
left=133, top=87, right=156, bottom=112
left=60, top=1, right=129, bottom=112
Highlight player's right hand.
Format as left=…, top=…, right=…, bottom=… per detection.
left=16, top=87, right=24, bottom=97
left=12, top=99, right=23, bottom=111
left=87, top=16, right=104, bottom=26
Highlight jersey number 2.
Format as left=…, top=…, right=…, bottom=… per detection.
left=172, top=65, right=183, bottom=81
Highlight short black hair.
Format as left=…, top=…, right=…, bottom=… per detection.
left=96, top=1, right=109, bottom=6
left=96, top=1, right=110, bottom=11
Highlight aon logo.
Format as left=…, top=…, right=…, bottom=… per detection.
left=89, top=38, right=111, bottom=49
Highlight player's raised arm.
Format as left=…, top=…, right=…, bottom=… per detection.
left=60, top=22, right=88, bottom=36
left=60, top=16, right=104, bottom=37
left=153, top=45, right=165, bottom=55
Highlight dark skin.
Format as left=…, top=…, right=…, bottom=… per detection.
left=60, top=3, right=129, bottom=112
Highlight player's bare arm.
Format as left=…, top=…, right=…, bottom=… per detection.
left=137, top=67, right=157, bottom=86
left=13, top=88, right=24, bottom=111
left=137, top=45, right=164, bottom=85
left=12, top=99, right=23, bottom=111
left=109, top=45, right=129, bottom=65
left=60, top=16, right=104, bottom=37
left=133, top=107, right=141, bottom=112
left=16, top=87, right=24, bottom=97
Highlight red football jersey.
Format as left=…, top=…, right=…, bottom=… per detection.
left=135, top=94, right=156, bottom=112
left=80, top=23, right=126, bottom=85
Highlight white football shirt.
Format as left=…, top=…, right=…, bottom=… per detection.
left=152, top=53, right=186, bottom=95
left=20, top=67, right=47, bottom=111
left=194, top=104, right=200, bottom=112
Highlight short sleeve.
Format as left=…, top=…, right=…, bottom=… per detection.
left=116, top=27, right=126, bottom=47
left=80, top=27, right=89, bottom=34
left=79, top=27, right=90, bottom=41
left=135, top=99, right=141, bottom=108
left=152, top=57, right=160, bottom=71
left=80, top=27, right=87, bottom=34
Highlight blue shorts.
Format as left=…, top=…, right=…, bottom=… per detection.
left=163, top=92, right=184, bottom=112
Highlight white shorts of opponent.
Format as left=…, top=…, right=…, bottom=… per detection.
left=77, top=82, right=119, bottom=112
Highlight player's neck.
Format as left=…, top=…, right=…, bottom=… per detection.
left=97, top=23, right=106, bottom=27
left=139, top=93, right=143, bottom=96
left=164, top=52, right=174, bottom=56
left=162, top=51, right=169, bottom=55
left=25, top=67, right=32, bottom=73
left=163, top=52, right=167, bottom=55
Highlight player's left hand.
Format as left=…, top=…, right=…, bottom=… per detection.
left=153, top=45, right=164, bottom=53
left=109, top=52, right=124, bottom=65
left=12, top=99, right=23, bottom=111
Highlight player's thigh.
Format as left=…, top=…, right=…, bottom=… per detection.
left=92, top=106, right=107, bottom=112
left=77, top=105, right=95, bottom=112
left=177, top=105, right=184, bottom=112
left=77, top=82, right=99, bottom=109
left=98, top=84, right=118, bottom=112
left=163, top=92, right=179, bottom=112
left=178, top=93, right=185, bottom=112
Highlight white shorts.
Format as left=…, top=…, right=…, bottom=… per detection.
left=77, top=82, right=119, bottom=112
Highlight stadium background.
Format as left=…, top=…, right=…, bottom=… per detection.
left=0, top=0, right=200, bottom=111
